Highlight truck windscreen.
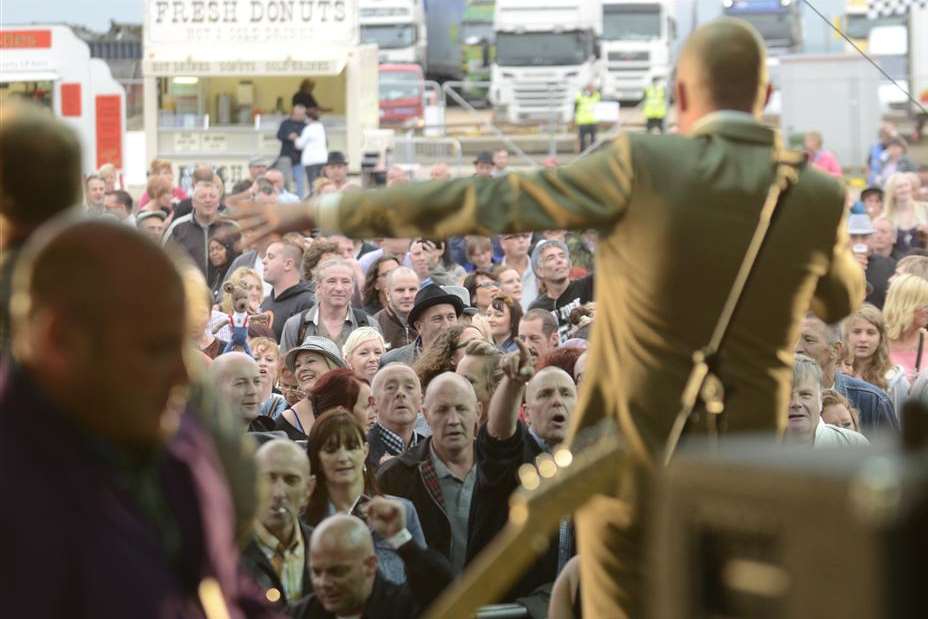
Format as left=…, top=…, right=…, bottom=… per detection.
left=380, top=71, right=422, bottom=101
left=602, top=5, right=662, bottom=41
left=361, top=24, right=417, bottom=49
left=495, top=31, right=591, bottom=67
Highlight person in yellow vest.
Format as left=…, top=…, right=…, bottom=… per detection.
left=574, top=83, right=600, bottom=152
left=643, top=76, right=667, bottom=134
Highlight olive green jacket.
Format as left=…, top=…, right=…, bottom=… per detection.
left=318, top=112, right=865, bottom=461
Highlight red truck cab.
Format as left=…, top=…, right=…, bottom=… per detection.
left=379, top=63, right=424, bottom=127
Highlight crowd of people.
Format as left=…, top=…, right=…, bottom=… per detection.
left=2, top=18, right=928, bottom=618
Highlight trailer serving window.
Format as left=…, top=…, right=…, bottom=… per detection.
left=0, top=78, right=55, bottom=109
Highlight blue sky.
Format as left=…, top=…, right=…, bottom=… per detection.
left=2, top=0, right=143, bottom=31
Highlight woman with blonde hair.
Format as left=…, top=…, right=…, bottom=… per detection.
left=882, top=172, right=928, bottom=252
left=342, top=327, right=386, bottom=383
left=884, top=273, right=928, bottom=381
left=842, top=304, right=909, bottom=414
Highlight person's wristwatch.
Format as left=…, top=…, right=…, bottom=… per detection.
left=385, top=528, right=413, bottom=550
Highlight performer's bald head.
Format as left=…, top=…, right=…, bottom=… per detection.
left=675, top=18, right=771, bottom=133
left=11, top=218, right=189, bottom=447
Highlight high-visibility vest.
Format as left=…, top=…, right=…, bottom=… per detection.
left=575, top=91, right=600, bottom=125
left=643, top=84, right=666, bottom=119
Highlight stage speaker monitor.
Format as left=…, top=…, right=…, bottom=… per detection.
left=647, top=437, right=927, bottom=619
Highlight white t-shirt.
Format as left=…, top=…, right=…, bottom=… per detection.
left=296, top=121, right=328, bottom=166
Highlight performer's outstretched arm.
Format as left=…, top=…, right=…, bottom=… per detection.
left=229, top=136, right=635, bottom=244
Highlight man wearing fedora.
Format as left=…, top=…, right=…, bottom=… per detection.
left=324, top=151, right=350, bottom=191
left=473, top=152, right=494, bottom=178
left=380, top=284, right=464, bottom=367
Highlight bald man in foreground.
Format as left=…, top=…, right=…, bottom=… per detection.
left=293, top=504, right=452, bottom=619
left=1, top=219, right=277, bottom=618
left=231, top=18, right=865, bottom=616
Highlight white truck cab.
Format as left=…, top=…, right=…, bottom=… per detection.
left=359, top=0, right=427, bottom=66
left=599, top=0, right=675, bottom=101
left=490, top=0, right=601, bottom=124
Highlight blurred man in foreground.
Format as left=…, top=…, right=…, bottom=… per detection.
left=1, top=219, right=276, bottom=618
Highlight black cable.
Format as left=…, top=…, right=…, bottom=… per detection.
left=800, top=0, right=927, bottom=115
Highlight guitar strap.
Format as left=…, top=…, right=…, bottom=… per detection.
left=663, top=139, right=806, bottom=465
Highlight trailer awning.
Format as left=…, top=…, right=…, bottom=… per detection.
left=143, top=52, right=349, bottom=77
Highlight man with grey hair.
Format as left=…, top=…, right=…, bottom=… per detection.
left=279, top=258, right=379, bottom=353
left=230, top=17, right=867, bottom=616
left=795, top=314, right=898, bottom=435
left=378, top=372, right=480, bottom=573
left=295, top=502, right=453, bottom=618
left=242, top=439, right=316, bottom=607
left=163, top=178, right=224, bottom=276
left=209, top=352, right=263, bottom=427
left=786, top=354, right=869, bottom=447
left=528, top=239, right=593, bottom=342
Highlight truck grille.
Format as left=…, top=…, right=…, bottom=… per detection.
left=513, top=81, right=570, bottom=110
left=607, top=50, right=650, bottom=62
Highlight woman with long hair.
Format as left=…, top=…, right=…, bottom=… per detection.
left=883, top=172, right=928, bottom=252
left=486, top=294, right=522, bottom=352
left=304, top=409, right=425, bottom=584
left=361, top=253, right=399, bottom=315
left=275, top=337, right=346, bottom=440
left=883, top=273, right=928, bottom=382
left=842, top=304, right=909, bottom=415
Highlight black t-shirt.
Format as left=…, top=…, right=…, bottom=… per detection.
left=528, top=275, right=594, bottom=342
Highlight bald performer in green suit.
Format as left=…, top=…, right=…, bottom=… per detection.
left=231, top=18, right=865, bottom=616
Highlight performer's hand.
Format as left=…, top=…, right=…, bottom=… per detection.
left=501, top=339, right=534, bottom=384
left=226, top=190, right=316, bottom=246
left=364, top=497, right=406, bottom=539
